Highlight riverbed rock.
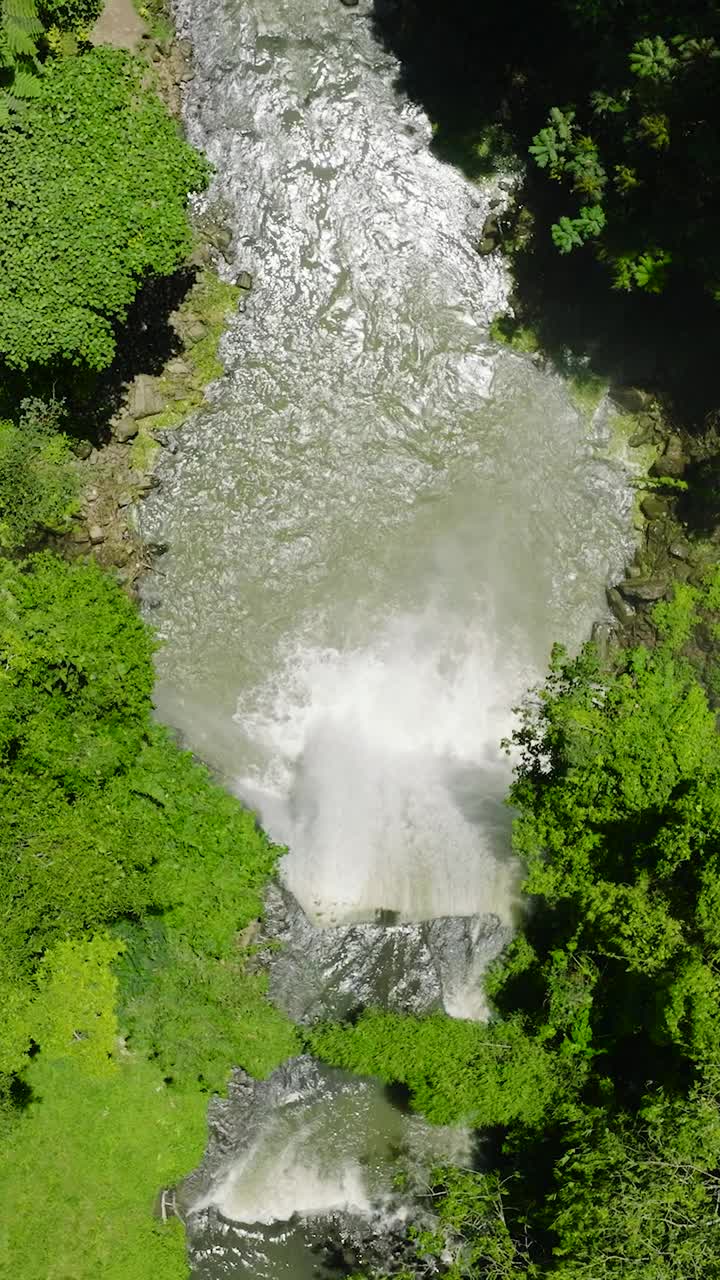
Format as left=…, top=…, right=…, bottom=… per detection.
left=237, top=270, right=253, bottom=291
left=88, top=524, right=105, bottom=545
left=477, top=237, right=497, bottom=255
left=591, top=619, right=617, bottom=664
left=669, top=538, right=691, bottom=560
left=607, top=586, right=635, bottom=623
left=340, top=0, right=359, bottom=7
left=166, top=357, right=191, bottom=376
left=618, top=577, right=668, bottom=602
left=651, top=433, right=687, bottom=479
left=261, top=882, right=509, bottom=1024
left=127, top=374, right=165, bottom=419
left=640, top=493, right=669, bottom=521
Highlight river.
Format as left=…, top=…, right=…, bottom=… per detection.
left=142, top=0, right=636, bottom=1271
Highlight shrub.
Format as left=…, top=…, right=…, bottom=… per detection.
left=0, top=401, right=78, bottom=548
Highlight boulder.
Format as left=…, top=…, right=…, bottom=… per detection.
left=88, top=524, right=105, bottom=545
left=477, top=237, right=497, bottom=255
left=74, top=440, right=93, bottom=460
left=669, top=538, right=691, bottom=560
left=237, top=270, right=253, bottom=291
left=651, top=433, right=686, bottom=479
left=127, top=375, right=165, bottom=419
left=185, top=319, right=208, bottom=343
left=166, top=357, right=191, bottom=376
left=610, top=385, right=652, bottom=415
left=618, top=577, right=668, bottom=602
left=607, top=587, right=635, bottom=623
left=113, top=416, right=139, bottom=443
left=640, top=493, right=669, bottom=521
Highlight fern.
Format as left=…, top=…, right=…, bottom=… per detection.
left=629, top=36, right=677, bottom=81
left=551, top=205, right=605, bottom=254
left=0, top=0, right=42, bottom=120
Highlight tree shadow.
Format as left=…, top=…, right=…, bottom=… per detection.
left=370, top=0, right=720, bottom=437
left=0, top=266, right=196, bottom=444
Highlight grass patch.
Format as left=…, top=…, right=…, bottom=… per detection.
left=0, top=1054, right=206, bottom=1280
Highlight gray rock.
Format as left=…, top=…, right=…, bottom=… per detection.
left=237, top=270, right=253, bottom=291
left=261, top=882, right=509, bottom=1024
left=88, top=524, right=105, bottom=545
left=166, top=357, right=191, bottom=376
left=628, top=425, right=655, bottom=447
left=185, top=319, right=208, bottom=343
left=591, top=619, right=617, bottom=664
left=127, top=374, right=165, bottom=420
left=669, top=538, right=691, bottom=560
left=208, top=226, right=232, bottom=251
left=607, top=586, right=635, bottom=623
left=651, top=433, right=686, bottom=479
left=618, top=577, right=668, bottom=602
left=610, top=385, right=652, bottom=415
left=112, top=416, right=139, bottom=443
left=477, top=237, right=497, bottom=255
left=74, top=440, right=93, bottom=460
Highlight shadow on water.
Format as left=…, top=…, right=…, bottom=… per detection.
left=370, top=0, right=720, bottom=436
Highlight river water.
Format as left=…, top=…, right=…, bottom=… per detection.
left=143, top=0, right=636, bottom=1266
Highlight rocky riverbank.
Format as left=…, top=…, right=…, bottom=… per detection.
left=56, top=0, right=248, bottom=598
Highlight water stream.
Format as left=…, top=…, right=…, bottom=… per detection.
left=142, top=0, right=637, bottom=1268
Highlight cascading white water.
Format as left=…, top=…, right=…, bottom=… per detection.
left=144, top=0, right=636, bottom=933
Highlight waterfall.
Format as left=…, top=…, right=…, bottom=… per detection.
left=142, top=0, right=637, bottom=1265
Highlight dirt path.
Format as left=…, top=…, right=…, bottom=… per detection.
left=90, top=0, right=147, bottom=51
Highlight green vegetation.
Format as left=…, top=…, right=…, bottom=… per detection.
left=0, top=46, right=208, bottom=370
left=0, top=398, right=78, bottom=547
left=0, top=556, right=298, bottom=1275
left=0, top=0, right=42, bottom=122
left=528, top=15, right=720, bottom=298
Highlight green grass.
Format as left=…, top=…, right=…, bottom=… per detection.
left=0, top=1055, right=206, bottom=1280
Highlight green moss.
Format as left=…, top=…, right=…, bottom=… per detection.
left=566, top=368, right=607, bottom=415
left=130, top=270, right=239, bottom=464
left=129, top=429, right=160, bottom=474
left=489, top=313, right=539, bottom=353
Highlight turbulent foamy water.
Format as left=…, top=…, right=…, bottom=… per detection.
left=144, top=0, right=634, bottom=932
